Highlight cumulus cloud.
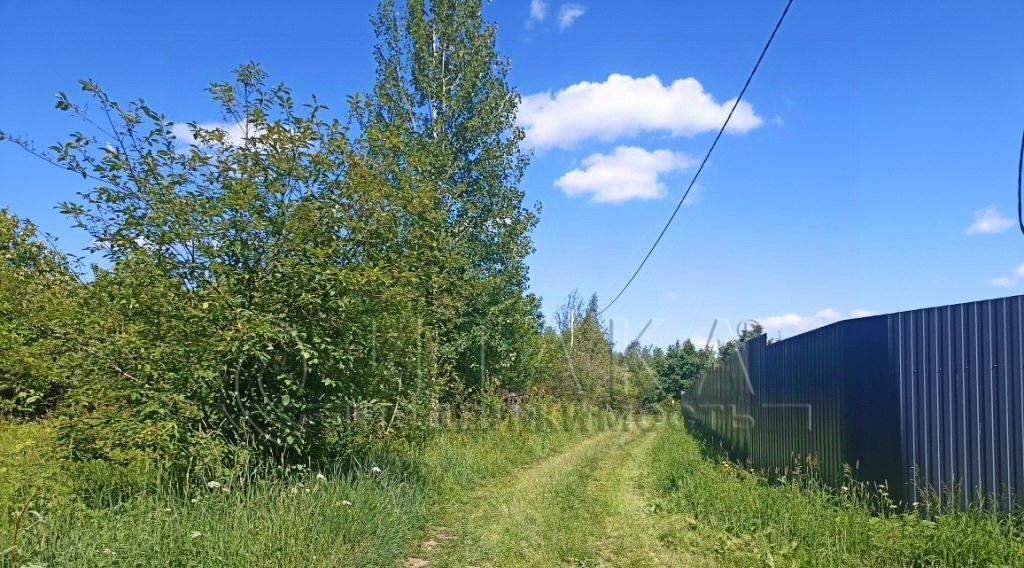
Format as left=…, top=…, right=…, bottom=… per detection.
left=527, top=0, right=547, bottom=26
left=991, top=262, right=1024, bottom=287
left=760, top=308, right=876, bottom=335
left=965, top=206, right=1014, bottom=235
left=518, top=74, right=762, bottom=150
left=171, top=121, right=256, bottom=147
left=558, top=3, right=585, bottom=29
left=554, top=146, right=694, bottom=203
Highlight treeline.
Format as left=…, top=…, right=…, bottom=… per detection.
left=0, top=0, right=753, bottom=475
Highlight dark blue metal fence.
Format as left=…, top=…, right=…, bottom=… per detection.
left=681, top=295, right=1024, bottom=510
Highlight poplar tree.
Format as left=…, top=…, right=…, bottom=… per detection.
left=352, top=0, right=540, bottom=400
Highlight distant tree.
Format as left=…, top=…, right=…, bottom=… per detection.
left=658, top=340, right=714, bottom=399
left=622, top=340, right=664, bottom=408
left=717, top=322, right=764, bottom=361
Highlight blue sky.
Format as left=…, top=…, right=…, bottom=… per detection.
left=2, top=0, right=1023, bottom=348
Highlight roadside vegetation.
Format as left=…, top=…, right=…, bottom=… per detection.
left=1, top=0, right=1020, bottom=566
left=1, top=406, right=617, bottom=566
left=648, top=422, right=1024, bottom=568
left=6, top=414, right=1022, bottom=567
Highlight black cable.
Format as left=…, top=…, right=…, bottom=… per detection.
left=598, top=0, right=795, bottom=316
left=1018, top=130, right=1023, bottom=237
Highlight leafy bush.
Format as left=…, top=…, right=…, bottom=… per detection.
left=21, top=66, right=438, bottom=468
left=2, top=0, right=544, bottom=471
left=0, top=210, right=79, bottom=418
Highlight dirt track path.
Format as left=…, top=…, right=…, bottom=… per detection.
left=407, top=423, right=707, bottom=567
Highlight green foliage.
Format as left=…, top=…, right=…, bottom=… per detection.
left=649, top=421, right=1024, bottom=567
left=622, top=340, right=664, bottom=407
left=0, top=210, right=79, bottom=418
left=352, top=0, right=541, bottom=402
left=1, top=406, right=603, bottom=567
left=657, top=339, right=714, bottom=399
left=1, top=0, right=544, bottom=469
left=716, top=321, right=764, bottom=360
left=5, top=64, right=440, bottom=467
left=528, top=291, right=662, bottom=411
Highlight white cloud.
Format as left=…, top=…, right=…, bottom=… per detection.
left=760, top=308, right=876, bottom=335
left=965, top=206, right=1014, bottom=235
left=171, top=121, right=256, bottom=147
left=815, top=308, right=842, bottom=320
left=990, top=262, right=1024, bottom=287
left=554, top=146, right=694, bottom=203
left=518, top=74, right=762, bottom=150
left=558, top=3, right=585, bottom=30
left=528, top=0, right=547, bottom=26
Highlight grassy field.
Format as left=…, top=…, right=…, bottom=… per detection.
left=1, top=414, right=601, bottom=567
left=3, top=414, right=1022, bottom=567
left=646, top=423, right=1024, bottom=567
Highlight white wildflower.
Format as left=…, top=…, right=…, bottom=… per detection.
left=315, top=473, right=327, bottom=481
left=341, top=500, right=353, bottom=506
left=206, top=481, right=221, bottom=490
left=189, top=531, right=203, bottom=539
left=370, top=466, right=383, bottom=475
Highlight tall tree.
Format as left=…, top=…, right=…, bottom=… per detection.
left=352, top=0, right=540, bottom=400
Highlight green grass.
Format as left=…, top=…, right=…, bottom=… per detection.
left=0, top=411, right=607, bottom=567
left=647, top=420, right=1024, bottom=567
left=422, top=422, right=701, bottom=567
left=4, top=414, right=1022, bottom=567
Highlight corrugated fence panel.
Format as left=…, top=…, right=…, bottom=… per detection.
left=891, top=296, right=1024, bottom=510
left=682, top=294, right=1024, bottom=510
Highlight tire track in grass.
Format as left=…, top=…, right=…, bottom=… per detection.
left=419, top=428, right=625, bottom=567
left=410, top=421, right=708, bottom=567
left=583, top=424, right=710, bottom=568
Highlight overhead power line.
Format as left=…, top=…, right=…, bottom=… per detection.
left=1018, top=130, right=1023, bottom=237
left=598, top=0, right=795, bottom=316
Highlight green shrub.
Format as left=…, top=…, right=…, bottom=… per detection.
left=0, top=210, right=79, bottom=419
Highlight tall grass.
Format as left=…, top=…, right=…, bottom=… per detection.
left=1, top=406, right=617, bottom=567
left=647, top=420, right=1024, bottom=567
left=9, top=412, right=1018, bottom=567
